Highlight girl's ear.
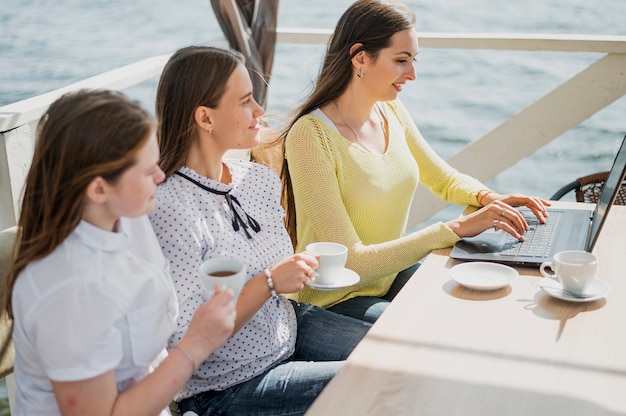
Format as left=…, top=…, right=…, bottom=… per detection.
left=84, top=176, right=108, bottom=204
left=349, top=42, right=367, bottom=68
left=194, top=105, right=214, bottom=133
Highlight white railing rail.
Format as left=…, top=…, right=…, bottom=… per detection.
left=280, top=30, right=626, bottom=53
left=1, top=31, right=626, bottom=231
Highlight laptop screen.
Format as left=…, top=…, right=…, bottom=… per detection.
left=587, top=135, right=626, bottom=251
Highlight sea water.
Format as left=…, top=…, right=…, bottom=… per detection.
left=2, top=0, right=625, bottom=197
left=1, top=0, right=625, bottom=411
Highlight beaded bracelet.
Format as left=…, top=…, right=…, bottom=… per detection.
left=264, top=268, right=281, bottom=306
left=173, top=344, right=197, bottom=373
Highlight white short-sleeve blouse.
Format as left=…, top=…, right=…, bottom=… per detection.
left=12, top=216, right=177, bottom=416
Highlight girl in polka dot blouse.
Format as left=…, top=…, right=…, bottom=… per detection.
left=149, top=46, right=372, bottom=416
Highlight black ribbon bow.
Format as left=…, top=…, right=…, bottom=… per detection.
left=175, top=171, right=261, bottom=239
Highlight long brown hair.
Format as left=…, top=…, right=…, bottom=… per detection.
left=4, top=89, right=154, bottom=319
left=278, top=0, right=416, bottom=247
left=155, top=46, right=245, bottom=177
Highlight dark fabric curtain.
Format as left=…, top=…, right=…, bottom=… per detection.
left=210, top=0, right=279, bottom=107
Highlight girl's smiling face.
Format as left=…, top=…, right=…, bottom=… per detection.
left=362, top=28, right=419, bottom=101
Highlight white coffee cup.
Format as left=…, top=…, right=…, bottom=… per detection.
left=306, top=242, right=348, bottom=285
left=540, top=250, right=598, bottom=295
left=199, top=257, right=247, bottom=299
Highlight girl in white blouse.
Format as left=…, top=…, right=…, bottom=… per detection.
left=4, top=89, right=236, bottom=416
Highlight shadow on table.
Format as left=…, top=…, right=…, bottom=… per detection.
left=315, top=364, right=625, bottom=416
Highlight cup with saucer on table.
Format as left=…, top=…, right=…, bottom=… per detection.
left=539, top=250, right=611, bottom=302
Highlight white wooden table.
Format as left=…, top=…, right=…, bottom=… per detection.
left=306, top=202, right=626, bottom=416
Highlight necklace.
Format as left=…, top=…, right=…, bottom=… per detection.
left=333, top=99, right=387, bottom=153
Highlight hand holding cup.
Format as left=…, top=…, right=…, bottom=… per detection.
left=305, top=242, right=348, bottom=285
left=181, top=286, right=237, bottom=363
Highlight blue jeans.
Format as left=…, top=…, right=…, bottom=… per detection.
left=176, top=300, right=371, bottom=416
left=327, top=262, right=421, bottom=323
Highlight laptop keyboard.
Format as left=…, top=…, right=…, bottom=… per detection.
left=501, top=212, right=562, bottom=258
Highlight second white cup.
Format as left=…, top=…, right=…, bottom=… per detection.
left=306, top=242, right=348, bottom=285
left=199, top=257, right=247, bottom=299
left=540, top=250, right=598, bottom=295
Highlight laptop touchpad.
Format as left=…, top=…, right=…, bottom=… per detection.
left=456, top=231, right=508, bottom=254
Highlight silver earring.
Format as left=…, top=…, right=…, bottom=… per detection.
left=357, top=68, right=363, bottom=78
left=208, top=128, right=213, bottom=134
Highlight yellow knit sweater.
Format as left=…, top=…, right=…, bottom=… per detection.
left=285, top=99, right=488, bottom=308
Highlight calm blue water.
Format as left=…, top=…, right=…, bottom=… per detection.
left=1, top=0, right=625, bottom=410
left=2, top=0, right=625, bottom=198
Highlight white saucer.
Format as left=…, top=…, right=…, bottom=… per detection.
left=540, top=278, right=612, bottom=302
left=450, top=262, right=518, bottom=291
left=308, top=268, right=360, bottom=291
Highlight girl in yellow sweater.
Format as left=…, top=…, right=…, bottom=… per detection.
left=280, top=0, right=550, bottom=322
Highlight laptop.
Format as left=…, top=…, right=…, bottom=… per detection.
left=450, top=134, right=626, bottom=267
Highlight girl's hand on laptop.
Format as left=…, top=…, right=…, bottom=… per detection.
left=479, top=191, right=551, bottom=224
left=447, top=200, right=530, bottom=241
